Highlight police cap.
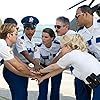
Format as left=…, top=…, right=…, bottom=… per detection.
left=21, top=16, right=39, bottom=29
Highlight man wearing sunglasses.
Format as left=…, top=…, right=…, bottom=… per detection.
left=75, top=5, right=100, bottom=100
left=48, top=16, right=76, bottom=100
left=55, top=16, right=76, bottom=36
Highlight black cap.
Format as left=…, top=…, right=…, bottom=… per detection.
left=21, top=16, right=39, bottom=29
left=4, top=18, right=17, bottom=25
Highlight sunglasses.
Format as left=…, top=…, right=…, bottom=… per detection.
left=75, top=13, right=84, bottom=19
left=54, top=25, right=65, bottom=29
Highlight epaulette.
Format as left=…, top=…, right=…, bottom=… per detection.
left=77, top=26, right=84, bottom=32
left=21, top=36, right=24, bottom=39
left=97, top=19, right=100, bottom=23
left=37, top=43, right=42, bottom=47
left=53, top=40, right=60, bottom=44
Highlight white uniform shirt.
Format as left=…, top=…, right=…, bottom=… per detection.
left=0, top=39, right=14, bottom=65
left=57, top=30, right=77, bottom=42
left=15, top=33, right=40, bottom=63
left=38, top=40, right=60, bottom=66
left=66, top=30, right=77, bottom=35
left=78, top=17, right=100, bottom=60
left=57, top=50, right=100, bottom=83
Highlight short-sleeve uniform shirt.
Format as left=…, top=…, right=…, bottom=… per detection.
left=57, top=50, right=100, bottom=83
left=78, top=17, right=100, bottom=60
left=15, top=33, right=40, bottom=63
left=38, top=40, right=60, bottom=66
left=0, top=39, right=14, bottom=65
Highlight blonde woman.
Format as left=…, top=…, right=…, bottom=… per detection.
left=35, top=34, right=100, bottom=100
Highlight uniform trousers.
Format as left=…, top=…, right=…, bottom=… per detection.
left=38, top=72, right=62, bottom=100
left=92, top=84, right=100, bottom=100
left=74, top=77, right=92, bottom=100
left=3, top=67, right=28, bottom=100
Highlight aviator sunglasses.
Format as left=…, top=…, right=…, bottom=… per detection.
left=54, top=25, right=65, bottom=29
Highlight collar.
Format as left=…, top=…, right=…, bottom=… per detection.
left=66, top=30, right=77, bottom=34
left=22, top=33, right=34, bottom=42
left=41, top=41, right=56, bottom=51
left=92, top=17, right=100, bottom=29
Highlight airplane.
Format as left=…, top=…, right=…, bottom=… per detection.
left=70, top=0, right=100, bottom=31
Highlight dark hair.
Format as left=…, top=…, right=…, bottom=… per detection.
left=78, top=5, right=93, bottom=15
left=42, top=28, right=56, bottom=40
left=4, top=18, right=17, bottom=25
left=56, top=16, right=70, bottom=27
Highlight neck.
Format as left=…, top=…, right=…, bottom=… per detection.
left=45, top=42, right=52, bottom=48
left=5, top=38, right=12, bottom=46
left=26, top=34, right=32, bottom=41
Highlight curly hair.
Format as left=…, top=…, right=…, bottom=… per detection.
left=60, top=34, right=87, bottom=52
left=0, top=23, right=16, bottom=39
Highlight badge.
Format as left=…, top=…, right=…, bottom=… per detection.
left=29, top=17, right=34, bottom=23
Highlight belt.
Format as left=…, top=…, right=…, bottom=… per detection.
left=0, top=59, right=4, bottom=66
left=86, top=73, right=100, bottom=89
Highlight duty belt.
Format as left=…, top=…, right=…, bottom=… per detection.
left=0, top=59, right=4, bottom=66
left=86, top=73, right=100, bottom=89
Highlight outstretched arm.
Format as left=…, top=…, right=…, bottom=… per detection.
left=4, top=61, right=31, bottom=77
left=7, top=57, right=34, bottom=77
left=38, top=68, right=64, bottom=84
left=39, top=63, right=61, bottom=74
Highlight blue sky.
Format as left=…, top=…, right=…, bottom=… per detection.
left=0, top=0, right=99, bottom=25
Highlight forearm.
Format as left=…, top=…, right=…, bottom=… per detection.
left=4, top=62, right=30, bottom=77
left=21, top=51, right=40, bottom=65
left=40, top=64, right=60, bottom=74
left=50, top=52, right=63, bottom=64
left=41, top=68, right=64, bottom=80
left=7, top=58, right=34, bottom=77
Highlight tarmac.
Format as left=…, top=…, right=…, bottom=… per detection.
left=0, top=65, right=76, bottom=100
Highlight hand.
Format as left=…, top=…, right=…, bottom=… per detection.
left=31, top=74, right=42, bottom=80
left=33, top=64, right=44, bottom=72
left=38, top=78, right=43, bottom=84
left=32, top=70, right=41, bottom=75
left=37, top=76, right=46, bottom=84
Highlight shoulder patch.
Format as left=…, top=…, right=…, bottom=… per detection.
left=97, top=19, right=100, bottom=23
left=37, top=43, right=42, bottom=47
left=21, top=36, right=24, bottom=39
left=53, top=40, right=60, bottom=44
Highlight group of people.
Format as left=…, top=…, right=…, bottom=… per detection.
left=0, top=4, right=100, bottom=100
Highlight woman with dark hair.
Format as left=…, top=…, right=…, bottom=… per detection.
left=37, top=28, right=62, bottom=100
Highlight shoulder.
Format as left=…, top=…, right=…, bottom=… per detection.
left=97, top=19, right=100, bottom=23
left=37, top=43, right=42, bottom=47
left=93, top=17, right=100, bottom=27
left=18, top=35, right=24, bottom=40
left=77, top=26, right=84, bottom=32
left=0, top=39, right=7, bottom=46
left=16, top=34, right=25, bottom=42
left=53, top=39, right=60, bottom=44
left=67, top=30, right=77, bottom=34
